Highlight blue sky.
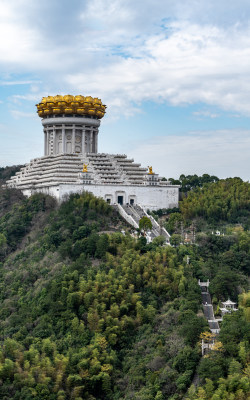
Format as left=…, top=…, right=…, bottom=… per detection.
left=0, top=0, right=250, bottom=180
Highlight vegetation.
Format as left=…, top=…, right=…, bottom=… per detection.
left=186, top=294, right=250, bottom=400
left=168, top=173, right=219, bottom=193
left=0, top=173, right=248, bottom=399
left=139, top=216, right=153, bottom=235
left=0, top=165, right=23, bottom=186
left=180, top=177, right=250, bottom=224
left=0, top=189, right=207, bottom=399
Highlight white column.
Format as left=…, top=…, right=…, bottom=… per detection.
left=72, top=125, right=75, bottom=153
left=62, top=126, right=66, bottom=153
left=53, top=126, right=56, bottom=155
left=95, top=130, right=98, bottom=153
left=92, top=131, right=96, bottom=153
left=90, top=130, right=93, bottom=153
left=47, top=130, right=50, bottom=155
left=44, top=130, right=47, bottom=155
left=82, top=129, right=85, bottom=154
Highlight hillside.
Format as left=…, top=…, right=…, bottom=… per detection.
left=0, top=165, right=23, bottom=187
left=0, top=182, right=249, bottom=399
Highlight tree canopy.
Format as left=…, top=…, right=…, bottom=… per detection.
left=0, top=177, right=248, bottom=399
left=139, top=216, right=153, bottom=234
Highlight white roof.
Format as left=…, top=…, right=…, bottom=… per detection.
left=222, top=299, right=236, bottom=305
left=219, top=307, right=230, bottom=313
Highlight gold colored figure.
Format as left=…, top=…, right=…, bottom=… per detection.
left=148, top=166, right=154, bottom=175
left=83, top=164, right=88, bottom=173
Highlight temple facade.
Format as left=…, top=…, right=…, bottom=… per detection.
left=6, top=95, right=179, bottom=211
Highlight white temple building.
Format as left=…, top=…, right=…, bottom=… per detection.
left=6, top=95, right=179, bottom=212
left=220, top=299, right=238, bottom=316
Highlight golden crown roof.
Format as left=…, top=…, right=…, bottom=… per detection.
left=36, top=95, right=106, bottom=119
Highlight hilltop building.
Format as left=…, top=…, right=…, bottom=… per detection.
left=6, top=95, right=179, bottom=212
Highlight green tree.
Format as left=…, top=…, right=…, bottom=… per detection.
left=139, top=216, right=153, bottom=235
left=170, top=234, right=182, bottom=247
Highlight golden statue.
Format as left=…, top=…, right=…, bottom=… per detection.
left=83, top=164, right=88, bottom=173
left=148, top=166, right=154, bottom=175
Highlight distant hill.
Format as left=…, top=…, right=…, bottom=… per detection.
left=180, top=177, right=250, bottom=224
left=0, top=165, right=24, bottom=186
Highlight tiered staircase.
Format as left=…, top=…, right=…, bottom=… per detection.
left=117, top=204, right=170, bottom=243
left=7, top=152, right=152, bottom=190
left=112, top=155, right=147, bottom=185
left=6, top=154, right=83, bottom=190
left=199, top=281, right=220, bottom=334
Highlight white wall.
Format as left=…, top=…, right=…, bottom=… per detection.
left=56, top=183, right=179, bottom=210
left=23, top=183, right=179, bottom=210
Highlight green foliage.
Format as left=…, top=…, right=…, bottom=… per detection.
left=165, top=212, right=183, bottom=234
left=0, top=182, right=248, bottom=399
left=180, top=178, right=250, bottom=223
left=189, top=295, right=250, bottom=400
left=0, top=165, right=24, bottom=186
left=0, top=191, right=56, bottom=258
left=0, top=189, right=207, bottom=399
left=170, top=234, right=182, bottom=247
left=139, top=216, right=153, bottom=234
left=168, top=173, right=219, bottom=192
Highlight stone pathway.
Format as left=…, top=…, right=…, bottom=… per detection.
left=117, top=204, right=170, bottom=242
left=200, top=283, right=220, bottom=334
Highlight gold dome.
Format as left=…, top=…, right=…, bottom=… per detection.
left=36, top=95, right=106, bottom=118
left=47, top=96, right=55, bottom=104
left=65, top=107, right=73, bottom=114
left=63, top=95, right=74, bottom=103
left=85, top=96, right=93, bottom=103
left=54, top=95, right=63, bottom=102
left=93, top=97, right=101, bottom=104
left=76, top=108, right=85, bottom=114
left=53, top=108, right=61, bottom=114
left=75, top=95, right=85, bottom=103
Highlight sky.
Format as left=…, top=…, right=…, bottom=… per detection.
left=0, top=0, right=250, bottom=180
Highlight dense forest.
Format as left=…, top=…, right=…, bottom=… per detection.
left=0, top=170, right=249, bottom=399
left=167, top=174, right=219, bottom=193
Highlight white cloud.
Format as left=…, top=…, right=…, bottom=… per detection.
left=65, top=21, right=250, bottom=117
left=10, top=110, right=36, bottom=119
left=0, top=0, right=250, bottom=184
left=1, top=0, right=250, bottom=118
left=193, top=110, right=220, bottom=119
left=0, top=80, right=40, bottom=86
left=129, top=129, right=250, bottom=180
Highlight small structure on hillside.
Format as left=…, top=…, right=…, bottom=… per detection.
left=200, top=332, right=216, bottom=356
left=220, top=299, right=238, bottom=316
left=198, top=279, right=210, bottom=292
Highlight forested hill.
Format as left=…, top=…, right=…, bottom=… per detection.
left=0, top=183, right=249, bottom=399
left=0, top=165, right=23, bottom=186
left=180, top=177, right=250, bottom=224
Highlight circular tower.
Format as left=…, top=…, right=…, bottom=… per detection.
left=36, top=95, right=106, bottom=156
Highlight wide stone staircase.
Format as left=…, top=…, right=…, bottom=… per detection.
left=6, top=152, right=150, bottom=190
left=199, top=282, right=220, bottom=334
left=117, top=203, right=170, bottom=243
left=6, top=154, right=84, bottom=190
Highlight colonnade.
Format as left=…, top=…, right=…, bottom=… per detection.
left=42, top=116, right=100, bottom=156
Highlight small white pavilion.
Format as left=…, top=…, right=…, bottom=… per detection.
left=220, top=299, right=238, bottom=316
